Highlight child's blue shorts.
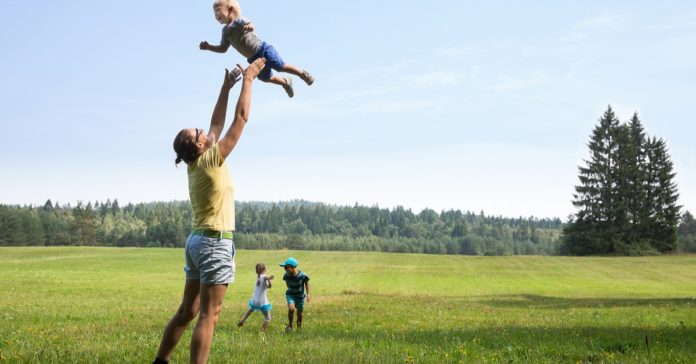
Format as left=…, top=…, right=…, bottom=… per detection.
left=248, top=300, right=272, bottom=315
left=247, top=41, right=285, bottom=82
left=286, top=294, right=305, bottom=311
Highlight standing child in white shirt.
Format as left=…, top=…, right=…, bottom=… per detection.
left=238, top=263, right=274, bottom=331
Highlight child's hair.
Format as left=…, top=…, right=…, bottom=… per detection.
left=255, top=263, right=266, bottom=286
left=213, top=0, right=241, bottom=18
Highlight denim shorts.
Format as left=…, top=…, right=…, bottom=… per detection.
left=247, top=41, right=285, bottom=82
left=184, top=232, right=236, bottom=285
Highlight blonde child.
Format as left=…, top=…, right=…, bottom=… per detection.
left=238, top=263, right=274, bottom=331
left=279, top=257, right=310, bottom=332
left=200, top=0, right=315, bottom=98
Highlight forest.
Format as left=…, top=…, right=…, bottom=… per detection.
left=1, top=198, right=694, bottom=255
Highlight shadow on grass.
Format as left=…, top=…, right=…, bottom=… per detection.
left=479, top=294, right=696, bottom=309
left=338, top=290, right=696, bottom=309
left=304, top=324, right=696, bottom=360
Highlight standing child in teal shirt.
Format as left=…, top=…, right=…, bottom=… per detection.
left=279, top=257, right=310, bottom=332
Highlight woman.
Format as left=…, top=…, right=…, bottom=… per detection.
left=153, top=58, right=265, bottom=364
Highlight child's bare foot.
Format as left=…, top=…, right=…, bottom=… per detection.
left=284, top=325, right=293, bottom=333
left=300, top=70, right=315, bottom=86
left=282, top=77, right=294, bottom=98
left=237, top=321, right=244, bottom=328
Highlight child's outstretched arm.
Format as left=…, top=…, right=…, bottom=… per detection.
left=305, top=281, right=311, bottom=302
left=200, top=41, right=230, bottom=53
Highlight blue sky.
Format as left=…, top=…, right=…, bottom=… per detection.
left=1, top=1, right=694, bottom=218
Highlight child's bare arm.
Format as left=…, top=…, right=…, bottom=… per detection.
left=305, top=282, right=311, bottom=302
left=200, top=41, right=230, bottom=53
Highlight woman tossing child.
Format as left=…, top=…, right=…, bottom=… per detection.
left=200, top=0, right=315, bottom=98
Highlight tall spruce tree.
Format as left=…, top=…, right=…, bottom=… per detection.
left=644, top=137, right=681, bottom=251
left=565, top=106, right=621, bottom=254
left=620, top=114, right=649, bottom=250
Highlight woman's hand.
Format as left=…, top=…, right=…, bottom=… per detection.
left=240, top=57, right=266, bottom=81
left=223, top=67, right=242, bottom=91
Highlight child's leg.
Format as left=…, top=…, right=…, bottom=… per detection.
left=279, top=64, right=304, bottom=77
left=267, top=75, right=294, bottom=98
left=294, top=298, right=305, bottom=329
left=279, top=64, right=314, bottom=86
left=262, top=310, right=271, bottom=332
left=259, top=43, right=313, bottom=86
left=286, top=303, right=296, bottom=330
left=237, top=308, right=253, bottom=327
left=268, top=74, right=288, bottom=86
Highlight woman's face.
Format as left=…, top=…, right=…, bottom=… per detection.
left=189, top=128, right=212, bottom=150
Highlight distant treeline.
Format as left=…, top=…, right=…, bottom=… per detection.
left=1, top=199, right=695, bottom=255
left=1, top=199, right=564, bottom=255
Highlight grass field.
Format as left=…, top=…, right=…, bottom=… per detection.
left=1, top=247, right=695, bottom=363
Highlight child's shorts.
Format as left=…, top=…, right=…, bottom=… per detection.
left=247, top=41, right=285, bottom=82
left=286, top=294, right=305, bottom=311
left=248, top=300, right=272, bottom=318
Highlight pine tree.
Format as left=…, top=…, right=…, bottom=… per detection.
left=613, top=124, right=631, bottom=248
left=678, top=211, right=696, bottom=252
left=618, top=114, right=649, bottom=250
left=644, top=137, right=681, bottom=251
left=566, top=106, right=622, bottom=254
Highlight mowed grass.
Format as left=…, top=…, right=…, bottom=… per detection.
left=1, top=247, right=695, bottom=363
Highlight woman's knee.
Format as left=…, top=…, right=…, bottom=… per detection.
left=200, top=306, right=223, bottom=323
left=175, top=306, right=199, bottom=323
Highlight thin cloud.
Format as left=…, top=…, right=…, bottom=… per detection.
left=482, top=71, right=554, bottom=92
left=435, top=46, right=477, bottom=58
left=559, top=12, right=633, bottom=43
left=405, top=70, right=471, bottom=87
left=575, top=13, right=633, bottom=30
left=354, top=98, right=445, bottom=114
left=645, top=8, right=696, bottom=31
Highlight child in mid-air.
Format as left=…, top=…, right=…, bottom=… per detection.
left=238, top=263, right=274, bottom=331
left=200, top=0, right=315, bottom=98
left=279, top=257, right=310, bottom=332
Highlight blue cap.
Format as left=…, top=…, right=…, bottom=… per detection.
left=279, top=257, right=298, bottom=267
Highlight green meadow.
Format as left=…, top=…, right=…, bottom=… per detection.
left=1, top=247, right=695, bottom=363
